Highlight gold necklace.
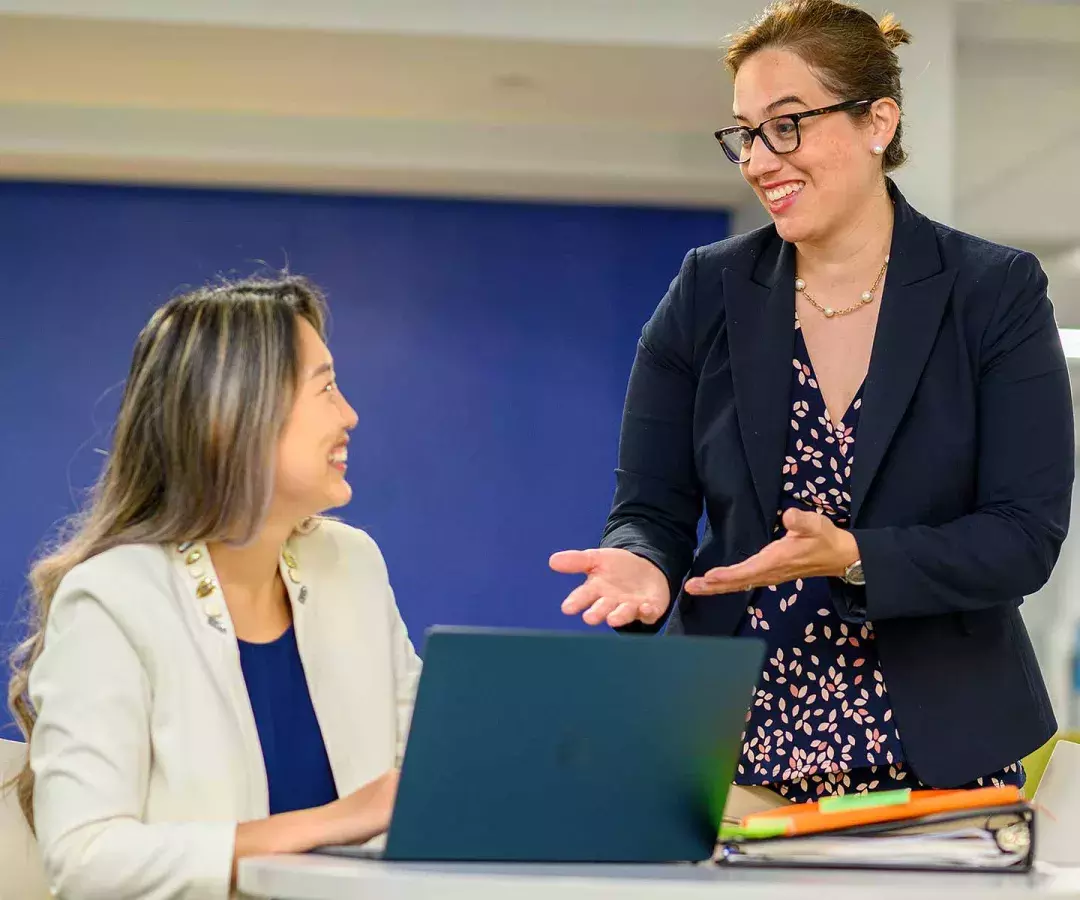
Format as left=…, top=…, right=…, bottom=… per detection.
left=795, top=255, right=890, bottom=319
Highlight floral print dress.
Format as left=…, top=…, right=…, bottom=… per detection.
left=731, top=316, right=1023, bottom=802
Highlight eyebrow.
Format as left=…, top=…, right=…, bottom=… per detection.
left=308, top=361, right=335, bottom=379
left=733, top=95, right=808, bottom=123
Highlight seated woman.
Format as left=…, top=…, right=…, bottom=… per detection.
left=5, top=275, right=420, bottom=899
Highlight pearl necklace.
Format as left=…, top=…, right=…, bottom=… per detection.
left=796, top=255, right=890, bottom=319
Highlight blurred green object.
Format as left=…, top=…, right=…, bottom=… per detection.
left=1022, top=733, right=1080, bottom=797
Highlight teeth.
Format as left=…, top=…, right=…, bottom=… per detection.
left=329, top=447, right=348, bottom=464
left=764, top=182, right=804, bottom=202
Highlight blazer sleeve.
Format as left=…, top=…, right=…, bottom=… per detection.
left=600, top=249, right=705, bottom=622
left=386, top=585, right=422, bottom=765
left=29, top=589, right=235, bottom=900
left=845, top=251, right=1075, bottom=621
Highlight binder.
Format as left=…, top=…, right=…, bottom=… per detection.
left=716, top=786, right=1036, bottom=872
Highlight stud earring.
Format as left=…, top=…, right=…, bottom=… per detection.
left=872, top=145, right=885, bottom=156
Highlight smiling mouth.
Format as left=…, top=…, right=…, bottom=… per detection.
left=329, top=445, right=348, bottom=468
left=763, top=181, right=805, bottom=202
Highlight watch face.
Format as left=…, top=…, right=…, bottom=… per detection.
left=846, top=562, right=865, bottom=585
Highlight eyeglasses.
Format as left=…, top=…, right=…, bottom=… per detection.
left=714, top=99, right=876, bottom=164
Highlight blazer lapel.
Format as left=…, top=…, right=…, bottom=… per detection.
left=284, top=545, right=387, bottom=798
left=725, top=238, right=797, bottom=541
left=169, top=543, right=269, bottom=815
left=848, top=185, right=957, bottom=523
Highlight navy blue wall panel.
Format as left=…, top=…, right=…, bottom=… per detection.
left=0, top=181, right=728, bottom=733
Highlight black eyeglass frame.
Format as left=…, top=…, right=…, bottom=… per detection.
left=714, top=98, right=877, bottom=164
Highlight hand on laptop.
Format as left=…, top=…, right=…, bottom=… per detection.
left=230, top=768, right=400, bottom=883
left=551, top=548, right=669, bottom=627
left=317, top=768, right=401, bottom=847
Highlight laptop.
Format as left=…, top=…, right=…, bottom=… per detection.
left=317, top=626, right=765, bottom=863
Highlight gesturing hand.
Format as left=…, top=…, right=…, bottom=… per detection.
left=551, top=548, right=670, bottom=628
left=684, top=508, right=860, bottom=595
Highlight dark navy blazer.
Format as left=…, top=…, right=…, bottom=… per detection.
left=602, top=181, right=1075, bottom=787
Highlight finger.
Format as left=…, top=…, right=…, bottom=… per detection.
left=782, top=507, right=823, bottom=534
left=701, top=554, right=773, bottom=587
left=549, top=549, right=597, bottom=574
left=684, top=575, right=751, bottom=595
left=606, top=600, right=653, bottom=629
left=638, top=600, right=663, bottom=626
left=583, top=596, right=621, bottom=627
left=560, top=581, right=603, bottom=615
left=718, top=538, right=791, bottom=577
left=691, top=548, right=788, bottom=594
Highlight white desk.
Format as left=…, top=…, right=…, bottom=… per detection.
left=238, top=856, right=1080, bottom=900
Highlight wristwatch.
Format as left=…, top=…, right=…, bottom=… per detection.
left=842, top=559, right=866, bottom=586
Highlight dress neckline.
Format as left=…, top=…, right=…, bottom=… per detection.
left=794, top=317, right=865, bottom=427
left=237, top=623, right=294, bottom=650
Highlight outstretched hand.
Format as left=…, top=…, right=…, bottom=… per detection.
left=684, top=508, right=859, bottom=595
left=551, top=548, right=671, bottom=628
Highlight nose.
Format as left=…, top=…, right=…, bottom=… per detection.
left=339, top=391, right=359, bottom=431
left=744, top=135, right=782, bottom=182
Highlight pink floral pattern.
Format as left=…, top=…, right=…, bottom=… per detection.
left=769, top=761, right=1021, bottom=801
left=734, top=316, right=1023, bottom=802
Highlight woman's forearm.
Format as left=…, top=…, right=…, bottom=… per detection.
left=231, top=791, right=388, bottom=885
left=233, top=807, right=327, bottom=885
left=234, top=805, right=332, bottom=865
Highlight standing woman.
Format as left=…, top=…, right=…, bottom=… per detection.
left=554, top=0, right=1074, bottom=801
left=6, top=276, right=420, bottom=898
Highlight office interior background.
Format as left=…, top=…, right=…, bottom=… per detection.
left=1, top=0, right=1079, bottom=737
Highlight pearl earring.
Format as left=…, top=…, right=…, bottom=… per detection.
left=872, top=145, right=885, bottom=156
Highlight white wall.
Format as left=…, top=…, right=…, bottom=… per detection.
left=1023, top=367, right=1080, bottom=730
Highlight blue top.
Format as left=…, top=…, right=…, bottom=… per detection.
left=238, top=624, right=339, bottom=815
left=732, top=318, right=1023, bottom=799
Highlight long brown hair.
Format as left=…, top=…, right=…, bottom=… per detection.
left=725, top=0, right=913, bottom=171
left=5, top=274, right=328, bottom=829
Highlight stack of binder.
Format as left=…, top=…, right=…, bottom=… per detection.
left=716, top=785, right=1035, bottom=872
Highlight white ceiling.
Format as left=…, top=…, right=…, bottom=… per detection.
left=0, top=9, right=751, bottom=209
left=3, top=0, right=1079, bottom=44
left=0, top=16, right=729, bottom=130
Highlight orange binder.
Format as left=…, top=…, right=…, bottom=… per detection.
left=728, top=785, right=1022, bottom=839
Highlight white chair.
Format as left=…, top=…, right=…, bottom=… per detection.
left=0, top=738, right=50, bottom=899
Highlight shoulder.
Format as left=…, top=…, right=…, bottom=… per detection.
left=692, top=224, right=777, bottom=279
left=918, top=220, right=1060, bottom=374
left=292, top=518, right=390, bottom=585
left=57, top=542, right=174, bottom=606
left=645, top=225, right=776, bottom=353
left=929, top=222, right=1049, bottom=347
left=931, top=221, right=1038, bottom=285
left=48, top=542, right=176, bottom=638
left=290, top=520, right=405, bottom=638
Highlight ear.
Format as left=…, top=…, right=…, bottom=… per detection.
left=868, top=98, right=901, bottom=152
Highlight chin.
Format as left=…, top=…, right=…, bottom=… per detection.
left=770, top=212, right=822, bottom=245
left=321, top=482, right=353, bottom=511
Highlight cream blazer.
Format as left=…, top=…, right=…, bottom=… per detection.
left=27, top=520, right=421, bottom=900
